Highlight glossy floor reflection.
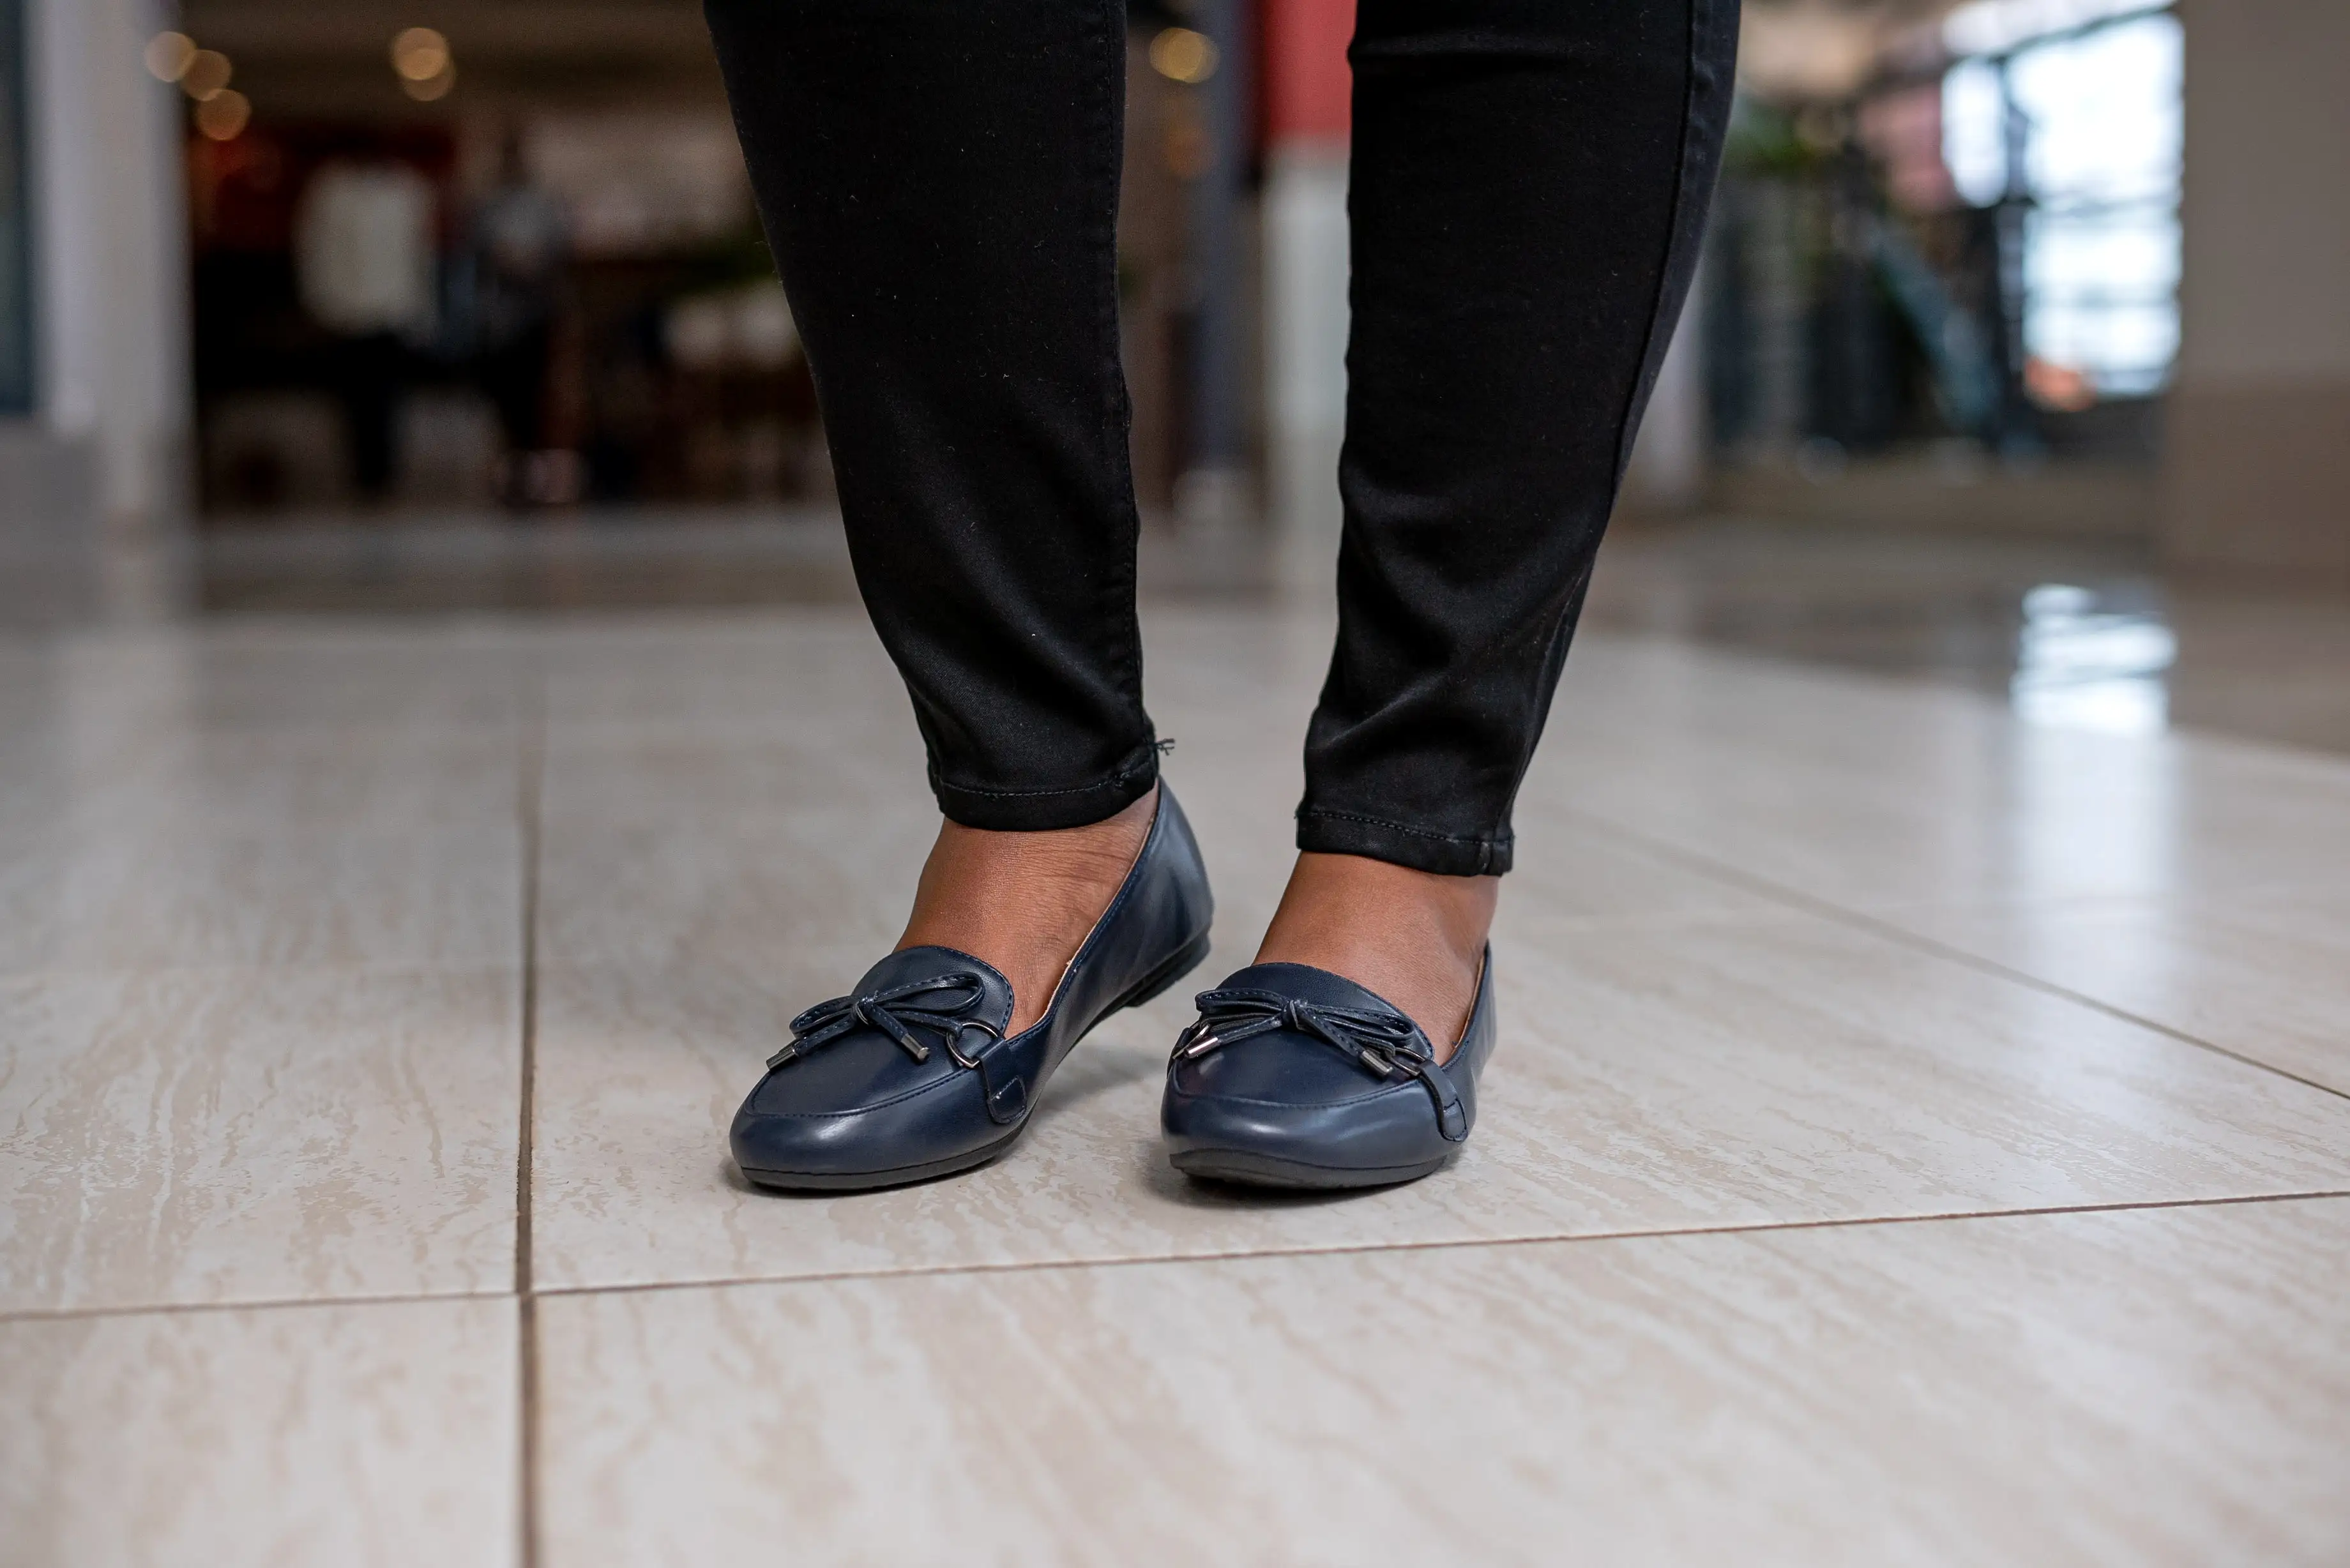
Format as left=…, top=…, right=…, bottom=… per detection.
left=1586, top=518, right=2350, bottom=755
left=4, top=599, right=2348, bottom=1564
left=188, top=511, right=2350, bottom=756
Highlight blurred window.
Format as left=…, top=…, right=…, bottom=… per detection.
left=1941, top=61, right=2008, bottom=208
left=1943, top=6, right=2182, bottom=396
left=294, top=164, right=438, bottom=339
left=0, top=0, right=32, bottom=414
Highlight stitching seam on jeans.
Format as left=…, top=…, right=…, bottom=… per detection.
left=1607, top=0, right=1709, bottom=486
left=937, top=759, right=1154, bottom=803
left=1089, top=0, right=1149, bottom=742
left=1487, top=0, right=1713, bottom=852
left=1298, top=808, right=1508, bottom=850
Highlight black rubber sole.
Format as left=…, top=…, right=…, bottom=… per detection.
left=741, top=1125, right=1023, bottom=1193
left=1169, top=1147, right=1453, bottom=1191
left=741, top=929, right=1214, bottom=1195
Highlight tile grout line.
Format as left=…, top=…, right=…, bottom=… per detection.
left=16, top=1188, right=2347, bottom=1330
left=515, top=670, right=547, bottom=1568
left=1558, top=804, right=2350, bottom=1106
left=527, top=1186, right=2350, bottom=1304
left=0, top=1285, right=515, bottom=1327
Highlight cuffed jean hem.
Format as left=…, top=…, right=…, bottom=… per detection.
left=1295, top=807, right=1513, bottom=878
left=931, top=744, right=1160, bottom=833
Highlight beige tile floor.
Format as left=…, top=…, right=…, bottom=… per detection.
left=5, top=605, right=2350, bottom=1564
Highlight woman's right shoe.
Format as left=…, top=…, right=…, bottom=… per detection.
left=1160, top=950, right=1497, bottom=1189
left=730, top=786, right=1214, bottom=1193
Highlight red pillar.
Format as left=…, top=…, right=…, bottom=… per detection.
left=1261, top=0, right=1353, bottom=151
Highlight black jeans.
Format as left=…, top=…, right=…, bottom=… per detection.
left=704, top=0, right=1738, bottom=875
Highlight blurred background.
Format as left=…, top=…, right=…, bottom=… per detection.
left=1, top=0, right=2345, bottom=744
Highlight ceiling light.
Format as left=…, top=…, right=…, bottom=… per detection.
left=179, top=49, right=232, bottom=103
left=195, top=89, right=251, bottom=141
left=144, top=32, right=197, bottom=83
left=391, top=27, right=452, bottom=82
left=1149, top=27, right=1219, bottom=85
left=402, top=63, right=457, bottom=102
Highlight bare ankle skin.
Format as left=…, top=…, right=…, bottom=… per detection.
left=895, top=785, right=1158, bottom=1035
left=1252, top=852, right=1497, bottom=1060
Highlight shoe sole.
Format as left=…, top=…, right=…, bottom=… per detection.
left=1169, top=1147, right=1453, bottom=1190
left=740, top=929, right=1215, bottom=1195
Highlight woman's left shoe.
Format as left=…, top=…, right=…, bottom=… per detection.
left=1159, top=949, right=1497, bottom=1189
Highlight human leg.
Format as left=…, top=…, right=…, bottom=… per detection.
left=705, top=0, right=1162, bottom=1027
left=1167, top=0, right=1740, bottom=1187
left=1262, top=0, right=1743, bottom=1049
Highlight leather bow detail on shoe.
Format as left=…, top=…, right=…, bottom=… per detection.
left=1175, top=987, right=1413, bottom=1071
left=1174, top=986, right=1470, bottom=1142
left=768, top=972, right=999, bottom=1071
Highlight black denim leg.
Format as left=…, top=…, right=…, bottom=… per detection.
left=1297, top=0, right=1741, bottom=875
left=704, top=0, right=1738, bottom=864
left=703, top=0, right=1156, bottom=831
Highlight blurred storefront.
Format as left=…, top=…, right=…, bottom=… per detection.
left=1, top=0, right=2344, bottom=615
left=0, top=0, right=1266, bottom=547
left=172, top=3, right=817, bottom=518
left=1682, top=0, right=2348, bottom=582
left=1690, top=0, right=2185, bottom=534
left=163, top=0, right=1277, bottom=530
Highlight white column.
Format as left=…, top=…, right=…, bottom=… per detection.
left=1621, top=277, right=1709, bottom=515
left=2162, top=0, right=2350, bottom=580
left=1262, top=141, right=1349, bottom=594
left=24, top=0, right=191, bottom=604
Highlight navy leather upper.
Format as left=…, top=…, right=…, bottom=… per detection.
left=1161, top=951, right=1497, bottom=1179
left=731, top=787, right=1214, bottom=1184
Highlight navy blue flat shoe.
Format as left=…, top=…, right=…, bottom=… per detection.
left=731, top=787, right=1214, bottom=1192
left=1160, top=950, right=1496, bottom=1189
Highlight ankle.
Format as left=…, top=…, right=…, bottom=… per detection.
left=1254, top=852, right=1496, bottom=1055
left=1255, top=852, right=1495, bottom=966
left=896, top=787, right=1158, bottom=1033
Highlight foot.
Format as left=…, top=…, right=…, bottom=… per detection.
left=896, top=785, right=1158, bottom=1036
left=1251, top=852, right=1496, bottom=1060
